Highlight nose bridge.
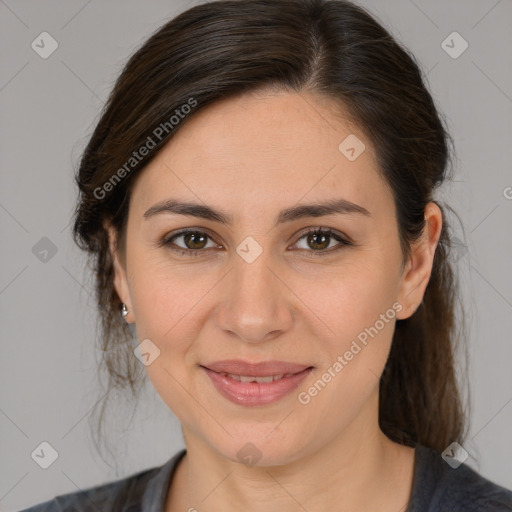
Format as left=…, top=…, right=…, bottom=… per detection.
left=217, top=237, right=292, bottom=342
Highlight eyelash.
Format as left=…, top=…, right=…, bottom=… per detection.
left=158, top=227, right=353, bottom=258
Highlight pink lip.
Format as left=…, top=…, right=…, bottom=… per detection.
left=200, top=360, right=313, bottom=406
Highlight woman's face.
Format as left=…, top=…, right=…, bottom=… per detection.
left=109, top=90, right=438, bottom=466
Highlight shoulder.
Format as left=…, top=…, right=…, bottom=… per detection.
left=17, top=466, right=158, bottom=512
left=409, top=444, right=512, bottom=512
left=18, top=449, right=186, bottom=512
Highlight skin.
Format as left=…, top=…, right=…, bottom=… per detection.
left=106, top=90, right=442, bottom=512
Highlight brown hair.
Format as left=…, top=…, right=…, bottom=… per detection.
left=72, top=0, right=468, bottom=461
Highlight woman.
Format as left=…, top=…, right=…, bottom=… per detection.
left=21, top=0, right=512, bottom=510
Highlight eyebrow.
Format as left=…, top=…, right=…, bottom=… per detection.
left=143, top=197, right=371, bottom=226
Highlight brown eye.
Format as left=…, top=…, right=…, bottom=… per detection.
left=292, top=228, right=352, bottom=257
left=160, top=227, right=351, bottom=258
left=160, top=229, right=219, bottom=256
left=306, top=231, right=331, bottom=250
left=180, top=231, right=208, bottom=250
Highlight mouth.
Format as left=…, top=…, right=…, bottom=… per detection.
left=211, top=372, right=300, bottom=383
left=200, top=360, right=314, bottom=406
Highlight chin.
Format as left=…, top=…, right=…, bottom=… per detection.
left=209, top=428, right=311, bottom=468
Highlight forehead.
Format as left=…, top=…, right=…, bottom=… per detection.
left=128, top=91, right=390, bottom=220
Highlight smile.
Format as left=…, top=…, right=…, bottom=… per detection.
left=218, top=372, right=296, bottom=383
left=201, top=365, right=313, bottom=406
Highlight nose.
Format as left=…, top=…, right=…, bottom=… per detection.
left=215, top=245, right=294, bottom=344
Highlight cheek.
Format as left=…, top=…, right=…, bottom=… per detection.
left=129, top=272, right=202, bottom=425
left=129, top=252, right=211, bottom=341
left=300, top=256, right=400, bottom=341
left=293, top=259, right=400, bottom=411
left=127, top=255, right=221, bottom=409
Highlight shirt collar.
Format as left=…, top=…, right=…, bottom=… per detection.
left=132, top=448, right=187, bottom=511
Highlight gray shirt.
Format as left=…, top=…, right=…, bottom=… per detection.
left=19, top=444, right=512, bottom=511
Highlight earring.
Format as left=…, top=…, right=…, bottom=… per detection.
left=121, top=303, right=129, bottom=319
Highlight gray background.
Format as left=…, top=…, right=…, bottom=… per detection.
left=1, top=0, right=511, bottom=510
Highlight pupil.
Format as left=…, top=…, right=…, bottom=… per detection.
left=309, top=232, right=329, bottom=250
left=185, top=232, right=207, bottom=250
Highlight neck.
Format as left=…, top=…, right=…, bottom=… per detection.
left=166, top=393, right=415, bottom=512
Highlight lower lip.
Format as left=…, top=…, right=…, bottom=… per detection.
left=201, top=366, right=313, bottom=406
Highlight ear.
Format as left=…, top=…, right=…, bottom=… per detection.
left=104, top=221, right=134, bottom=323
left=396, top=202, right=443, bottom=320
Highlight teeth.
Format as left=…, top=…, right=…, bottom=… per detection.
left=240, top=375, right=273, bottom=383
left=221, top=373, right=290, bottom=383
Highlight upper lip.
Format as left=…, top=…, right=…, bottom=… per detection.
left=201, top=360, right=312, bottom=377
